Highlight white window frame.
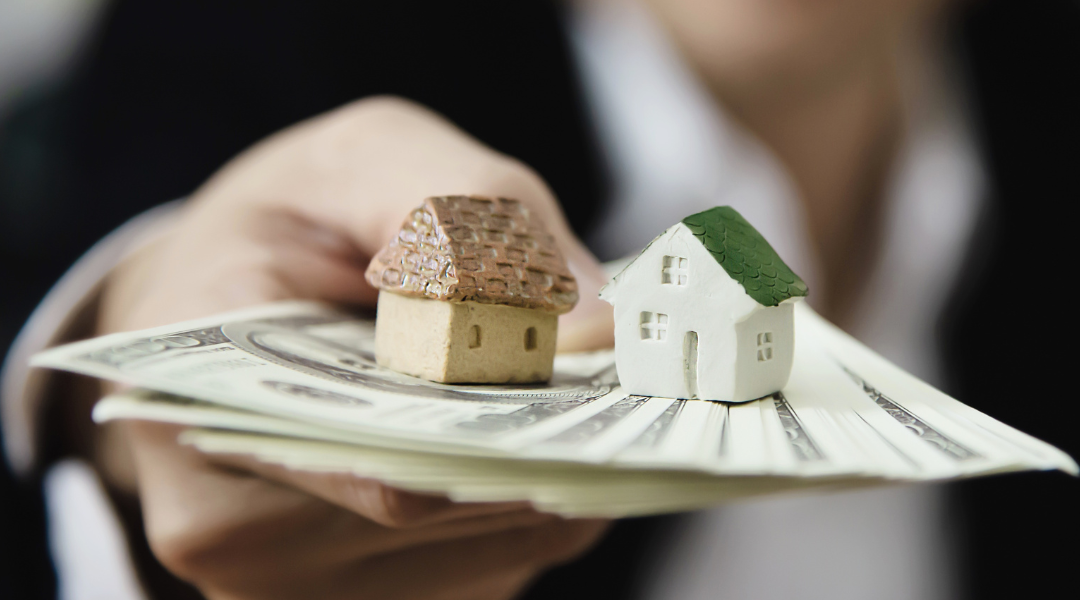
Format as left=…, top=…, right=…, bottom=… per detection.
left=756, top=331, right=774, bottom=362
left=661, top=255, right=688, bottom=286
left=640, top=311, right=669, bottom=341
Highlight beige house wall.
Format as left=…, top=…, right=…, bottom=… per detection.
left=375, top=292, right=557, bottom=384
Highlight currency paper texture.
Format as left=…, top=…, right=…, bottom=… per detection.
left=33, top=301, right=1076, bottom=517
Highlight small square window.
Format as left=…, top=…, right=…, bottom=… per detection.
left=756, top=331, right=774, bottom=362
left=640, top=311, right=669, bottom=341
left=661, top=255, right=689, bottom=286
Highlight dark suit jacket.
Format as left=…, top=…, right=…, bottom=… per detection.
left=2, top=1, right=1078, bottom=598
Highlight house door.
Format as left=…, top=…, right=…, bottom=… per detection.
left=683, top=331, right=699, bottom=400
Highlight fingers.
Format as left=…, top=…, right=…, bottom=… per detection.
left=249, top=208, right=379, bottom=306
left=195, top=517, right=608, bottom=600
left=124, top=95, right=614, bottom=343
left=172, top=496, right=561, bottom=585
left=307, top=98, right=616, bottom=350
left=217, top=96, right=521, bottom=258
left=558, top=246, right=616, bottom=352
left=97, top=97, right=621, bottom=600
left=298, top=508, right=567, bottom=567
left=125, top=420, right=612, bottom=600
left=558, top=302, right=615, bottom=352
left=333, top=518, right=611, bottom=600
left=127, top=422, right=602, bottom=596
left=126, top=423, right=555, bottom=574
left=212, top=451, right=537, bottom=528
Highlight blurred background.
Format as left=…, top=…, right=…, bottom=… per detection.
left=2, top=2, right=109, bottom=599
left=2, top=1, right=1078, bottom=599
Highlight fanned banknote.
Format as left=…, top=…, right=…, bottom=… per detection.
left=32, top=301, right=1076, bottom=517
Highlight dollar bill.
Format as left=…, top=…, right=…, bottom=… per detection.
left=797, top=303, right=1078, bottom=476
left=39, top=300, right=1078, bottom=519
left=177, top=427, right=871, bottom=518
left=34, top=302, right=625, bottom=454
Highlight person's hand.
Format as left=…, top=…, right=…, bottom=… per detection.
left=123, top=422, right=606, bottom=599
left=94, top=97, right=613, bottom=599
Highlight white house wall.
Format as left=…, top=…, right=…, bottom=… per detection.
left=732, top=301, right=796, bottom=401
left=605, top=223, right=759, bottom=400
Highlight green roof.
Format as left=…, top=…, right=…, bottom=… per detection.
left=682, top=206, right=808, bottom=307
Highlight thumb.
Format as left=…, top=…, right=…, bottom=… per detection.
left=557, top=239, right=614, bottom=352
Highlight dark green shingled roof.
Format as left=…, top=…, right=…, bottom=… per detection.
left=682, top=206, right=808, bottom=307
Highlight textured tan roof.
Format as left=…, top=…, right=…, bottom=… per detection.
left=365, top=196, right=578, bottom=314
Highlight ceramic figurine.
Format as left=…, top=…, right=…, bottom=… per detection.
left=600, top=206, right=808, bottom=402
left=365, top=195, right=577, bottom=383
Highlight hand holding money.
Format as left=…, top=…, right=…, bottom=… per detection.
left=44, top=95, right=1074, bottom=600
left=125, top=419, right=604, bottom=599
left=85, top=97, right=613, bottom=599
left=99, top=96, right=612, bottom=342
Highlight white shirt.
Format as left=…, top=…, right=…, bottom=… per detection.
left=569, top=2, right=984, bottom=599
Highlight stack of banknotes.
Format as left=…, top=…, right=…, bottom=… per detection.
left=33, top=301, right=1076, bottom=518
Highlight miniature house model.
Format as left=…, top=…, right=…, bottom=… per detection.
left=600, top=206, right=808, bottom=403
left=365, top=195, right=578, bottom=384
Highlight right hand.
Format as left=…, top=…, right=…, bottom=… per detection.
left=125, top=423, right=606, bottom=599
left=92, top=96, right=613, bottom=599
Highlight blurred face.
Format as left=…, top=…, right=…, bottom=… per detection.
left=640, top=0, right=952, bottom=96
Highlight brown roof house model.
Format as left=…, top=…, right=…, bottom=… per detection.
left=365, top=196, right=578, bottom=383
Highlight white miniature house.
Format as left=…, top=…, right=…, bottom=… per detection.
left=600, top=207, right=808, bottom=403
